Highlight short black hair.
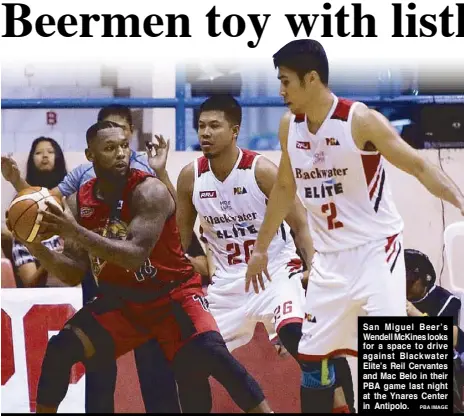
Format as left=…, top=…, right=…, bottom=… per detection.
left=97, top=104, right=133, bottom=125
left=273, top=39, right=329, bottom=85
left=405, top=248, right=436, bottom=292
left=86, top=121, right=124, bottom=145
left=198, top=94, right=242, bottom=127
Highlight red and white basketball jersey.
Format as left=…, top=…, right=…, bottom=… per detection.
left=287, top=94, right=404, bottom=253
left=193, top=148, right=297, bottom=280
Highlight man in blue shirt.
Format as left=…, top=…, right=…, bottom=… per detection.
left=1, top=105, right=181, bottom=413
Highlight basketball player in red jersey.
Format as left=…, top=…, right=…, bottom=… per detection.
left=17, top=120, right=273, bottom=413
left=247, top=39, right=464, bottom=413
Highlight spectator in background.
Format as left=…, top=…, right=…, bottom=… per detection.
left=404, top=248, right=464, bottom=413
left=25, top=137, right=68, bottom=189
left=9, top=137, right=68, bottom=288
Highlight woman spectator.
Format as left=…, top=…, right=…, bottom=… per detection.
left=11, top=137, right=68, bottom=288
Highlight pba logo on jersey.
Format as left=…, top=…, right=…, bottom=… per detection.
left=325, top=137, right=340, bottom=146
left=233, top=186, right=247, bottom=195
left=296, top=141, right=311, bottom=150
left=200, top=190, right=217, bottom=199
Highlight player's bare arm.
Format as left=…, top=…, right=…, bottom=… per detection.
left=1, top=154, right=63, bottom=197
left=1, top=154, right=32, bottom=192
left=353, top=104, right=464, bottom=215
left=40, top=178, right=175, bottom=271
left=19, top=193, right=89, bottom=286
left=246, top=111, right=299, bottom=291
left=176, top=162, right=198, bottom=251
left=254, top=156, right=315, bottom=270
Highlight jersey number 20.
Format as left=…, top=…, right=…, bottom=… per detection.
left=226, top=239, right=256, bottom=265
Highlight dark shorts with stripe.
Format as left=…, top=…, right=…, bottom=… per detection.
left=67, top=273, right=219, bottom=362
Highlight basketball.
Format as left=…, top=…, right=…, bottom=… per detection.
left=6, top=187, right=64, bottom=243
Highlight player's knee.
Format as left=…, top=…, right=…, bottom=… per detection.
left=37, top=328, right=85, bottom=406
left=67, top=308, right=115, bottom=371
left=43, top=328, right=85, bottom=372
left=300, top=359, right=336, bottom=389
left=277, top=322, right=302, bottom=358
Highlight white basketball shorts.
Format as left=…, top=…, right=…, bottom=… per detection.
left=298, top=233, right=406, bottom=361
left=206, top=260, right=306, bottom=352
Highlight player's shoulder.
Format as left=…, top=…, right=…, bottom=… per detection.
left=254, top=153, right=277, bottom=174
left=237, top=148, right=260, bottom=171
left=177, top=161, right=196, bottom=194
left=133, top=176, right=171, bottom=207
left=179, top=161, right=195, bottom=179
left=351, top=101, right=379, bottom=129
left=72, top=162, right=94, bottom=177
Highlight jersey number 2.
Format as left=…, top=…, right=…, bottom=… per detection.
left=321, top=202, right=344, bottom=230
left=227, top=240, right=255, bottom=265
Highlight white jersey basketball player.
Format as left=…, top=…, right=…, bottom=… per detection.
left=247, top=39, right=464, bottom=414
left=177, top=95, right=314, bottom=356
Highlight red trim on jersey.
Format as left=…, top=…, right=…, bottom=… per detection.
left=385, top=233, right=399, bottom=253
left=294, top=113, right=305, bottom=123
left=369, top=168, right=384, bottom=200
left=276, top=317, right=303, bottom=333
left=330, top=98, right=354, bottom=122
left=237, top=149, right=259, bottom=170
left=286, top=258, right=303, bottom=273
left=361, top=153, right=381, bottom=190
left=197, top=157, right=210, bottom=177
left=387, top=241, right=399, bottom=262
left=297, top=348, right=358, bottom=362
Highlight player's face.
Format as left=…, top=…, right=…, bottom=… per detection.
left=33, top=140, right=56, bottom=172
left=101, top=115, right=133, bottom=141
left=198, top=111, right=238, bottom=159
left=88, top=128, right=131, bottom=178
left=406, top=275, right=427, bottom=301
left=278, top=66, right=313, bottom=114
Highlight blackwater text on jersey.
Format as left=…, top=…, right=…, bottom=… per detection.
left=203, top=212, right=259, bottom=239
